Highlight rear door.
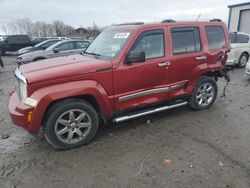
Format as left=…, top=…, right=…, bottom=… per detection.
left=167, top=26, right=206, bottom=88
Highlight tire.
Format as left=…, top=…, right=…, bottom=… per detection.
left=44, top=99, right=99, bottom=150
left=188, top=76, right=218, bottom=111
left=237, top=53, right=248, bottom=68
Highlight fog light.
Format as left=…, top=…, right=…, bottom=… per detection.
left=27, top=111, right=32, bottom=123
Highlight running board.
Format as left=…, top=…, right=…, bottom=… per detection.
left=114, top=101, right=188, bottom=123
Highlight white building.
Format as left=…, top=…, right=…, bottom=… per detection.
left=228, top=2, right=250, bottom=34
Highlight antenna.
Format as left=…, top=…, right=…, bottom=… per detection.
left=196, top=13, right=201, bottom=21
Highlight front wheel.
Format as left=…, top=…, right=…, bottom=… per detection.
left=44, top=99, right=99, bottom=150
left=189, top=76, right=218, bottom=110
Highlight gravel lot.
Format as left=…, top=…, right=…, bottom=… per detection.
left=0, top=55, right=250, bottom=188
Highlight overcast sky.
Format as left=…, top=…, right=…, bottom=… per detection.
left=0, top=0, right=247, bottom=33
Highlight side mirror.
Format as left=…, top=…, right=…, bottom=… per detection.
left=125, top=51, right=145, bottom=64
left=53, top=48, right=59, bottom=53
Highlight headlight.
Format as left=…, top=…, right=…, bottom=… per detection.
left=15, top=68, right=37, bottom=107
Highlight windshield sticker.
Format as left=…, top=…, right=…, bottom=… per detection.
left=114, top=32, right=130, bottom=39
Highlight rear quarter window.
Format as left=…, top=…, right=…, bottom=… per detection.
left=205, top=26, right=226, bottom=50
left=237, top=34, right=249, bottom=43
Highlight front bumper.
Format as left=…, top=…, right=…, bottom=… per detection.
left=8, top=91, right=34, bottom=132
left=245, top=62, right=250, bottom=76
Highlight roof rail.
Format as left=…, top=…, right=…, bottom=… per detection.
left=115, top=22, right=144, bottom=26
left=210, top=18, right=222, bottom=22
left=162, top=19, right=176, bottom=23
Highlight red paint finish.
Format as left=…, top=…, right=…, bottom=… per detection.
left=8, top=21, right=230, bottom=134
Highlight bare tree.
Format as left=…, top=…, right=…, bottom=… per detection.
left=1, top=18, right=101, bottom=38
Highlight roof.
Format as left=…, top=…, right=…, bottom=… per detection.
left=110, top=20, right=225, bottom=31
left=228, top=2, right=250, bottom=8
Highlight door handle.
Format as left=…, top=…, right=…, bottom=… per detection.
left=158, top=61, right=171, bottom=67
left=196, top=55, right=207, bottom=60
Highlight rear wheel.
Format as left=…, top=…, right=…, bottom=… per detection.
left=238, top=53, right=248, bottom=68
left=44, top=99, right=99, bottom=149
left=189, top=76, right=218, bottom=110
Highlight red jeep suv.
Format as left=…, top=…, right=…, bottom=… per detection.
left=8, top=20, right=230, bottom=149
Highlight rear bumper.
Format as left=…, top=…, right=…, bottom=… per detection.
left=226, top=58, right=237, bottom=66
left=8, top=91, right=36, bottom=133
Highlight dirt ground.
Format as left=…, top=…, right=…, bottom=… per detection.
left=0, top=55, right=250, bottom=188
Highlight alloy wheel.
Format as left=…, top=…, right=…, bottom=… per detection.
left=195, top=82, right=215, bottom=107
left=54, top=109, right=92, bottom=144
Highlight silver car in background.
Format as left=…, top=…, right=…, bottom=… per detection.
left=227, top=32, right=250, bottom=68
left=18, top=39, right=62, bottom=55
left=17, top=39, right=89, bottom=64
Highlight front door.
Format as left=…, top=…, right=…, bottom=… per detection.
left=113, top=29, right=172, bottom=111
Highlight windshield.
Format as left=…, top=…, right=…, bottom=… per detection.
left=84, top=29, right=133, bottom=60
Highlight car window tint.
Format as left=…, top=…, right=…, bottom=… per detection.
left=237, top=34, right=249, bottom=43
left=133, top=32, right=164, bottom=59
left=171, top=27, right=201, bottom=54
left=205, top=26, right=226, bottom=50
left=42, top=41, right=59, bottom=48
left=57, top=42, right=74, bottom=51
left=6, top=36, right=16, bottom=43
left=75, top=41, right=88, bottom=49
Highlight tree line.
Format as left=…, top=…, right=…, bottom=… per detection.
left=1, top=18, right=100, bottom=37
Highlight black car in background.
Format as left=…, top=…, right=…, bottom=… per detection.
left=18, top=39, right=62, bottom=55
left=0, top=35, right=31, bottom=55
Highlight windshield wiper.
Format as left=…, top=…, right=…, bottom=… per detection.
left=83, top=51, right=101, bottom=58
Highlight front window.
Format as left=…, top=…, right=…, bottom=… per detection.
left=132, top=30, right=164, bottom=59
left=84, top=29, right=132, bottom=60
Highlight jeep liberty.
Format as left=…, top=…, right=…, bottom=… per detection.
left=8, top=20, right=230, bottom=149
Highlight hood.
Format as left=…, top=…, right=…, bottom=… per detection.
left=19, top=54, right=112, bottom=84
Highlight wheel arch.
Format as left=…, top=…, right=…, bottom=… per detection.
left=28, top=80, right=113, bottom=134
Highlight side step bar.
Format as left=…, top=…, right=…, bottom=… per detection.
left=114, top=101, right=188, bottom=123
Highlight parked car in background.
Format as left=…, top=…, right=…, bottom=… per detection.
left=18, top=39, right=62, bottom=55
left=17, top=39, right=89, bottom=64
left=245, top=61, right=250, bottom=77
left=31, top=37, right=48, bottom=46
left=46, top=37, right=68, bottom=40
left=9, top=20, right=231, bottom=149
left=227, top=32, right=250, bottom=68
left=0, top=35, right=31, bottom=55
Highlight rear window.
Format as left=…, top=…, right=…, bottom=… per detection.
left=205, top=26, right=226, bottom=50
left=171, top=27, right=201, bottom=54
